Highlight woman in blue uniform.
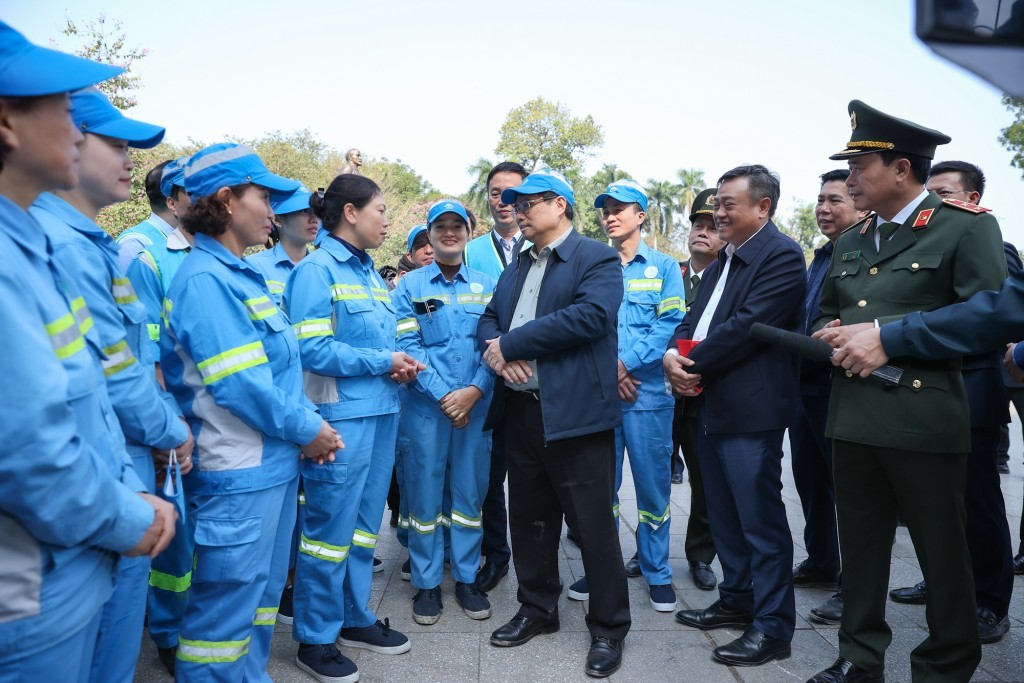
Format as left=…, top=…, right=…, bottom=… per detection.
left=0, top=22, right=176, bottom=683
left=248, top=184, right=319, bottom=306
left=161, top=142, right=341, bottom=683
left=285, top=173, right=423, bottom=683
left=393, top=199, right=496, bottom=625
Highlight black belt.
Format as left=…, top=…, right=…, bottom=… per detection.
left=507, top=387, right=540, bottom=401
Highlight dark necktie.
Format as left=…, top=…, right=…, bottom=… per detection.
left=691, top=273, right=700, bottom=289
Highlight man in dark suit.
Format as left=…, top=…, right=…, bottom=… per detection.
left=809, top=101, right=1003, bottom=683
left=477, top=169, right=629, bottom=678
left=884, top=160, right=1013, bottom=645
left=665, top=164, right=806, bottom=667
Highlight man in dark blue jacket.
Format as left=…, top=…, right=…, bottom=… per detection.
left=665, top=164, right=806, bottom=667
left=477, top=169, right=629, bottom=678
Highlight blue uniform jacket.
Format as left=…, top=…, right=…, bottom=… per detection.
left=125, top=228, right=191, bottom=357
left=284, top=235, right=401, bottom=421
left=477, top=228, right=623, bottom=441
left=393, top=261, right=496, bottom=417
left=32, top=194, right=187, bottom=464
left=0, top=196, right=153, bottom=657
left=670, top=220, right=807, bottom=435
left=616, top=242, right=684, bottom=412
left=115, top=213, right=173, bottom=273
left=162, top=233, right=322, bottom=496
left=248, top=241, right=304, bottom=307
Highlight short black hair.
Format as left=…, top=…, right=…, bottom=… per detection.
left=486, top=161, right=528, bottom=189
left=145, top=161, right=171, bottom=209
left=819, top=169, right=850, bottom=186
left=717, top=164, right=781, bottom=218
left=930, top=160, right=986, bottom=197
left=878, top=151, right=931, bottom=186
left=540, top=191, right=574, bottom=221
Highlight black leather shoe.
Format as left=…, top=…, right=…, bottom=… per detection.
left=624, top=553, right=641, bottom=577
left=489, top=613, right=560, bottom=647
left=809, top=591, right=843, bottom=625
left=793, top=560, right=840, bottom=588
left=1013, top=552, right=1024, bottom=576
left=476, top=560, right=509, bottom=592
left=585, top=636, right=622, bottom=677
left=888, top=580, right=925, bottom=605
left=671, top=472, right=684, bottom=484
left=806, top=656, right=884, bottom=682
left=157, top=646, right=177, bottom=676
left=675, top=598, right=753, bottom=630
left=712, top=626, right=790, bottom=666
left=689, top=560, right=717, bottom=590
left=978, top=607, right=1010, bottom=644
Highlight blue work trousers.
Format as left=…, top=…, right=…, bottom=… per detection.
left=89, top=553, right=149, bottom=683
left=613, top=407, right=673, bottom=585
left=148, top=509, right=193, bottom=649
left=175, top=477, right=298, bottom=683
left=294, top=413, right=398, bottom=643
left=399, top=406, right=490, bottom=587
left=0, top=609, right=102, bottom=683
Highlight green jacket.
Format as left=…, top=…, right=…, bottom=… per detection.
left=814, top=192, right=1005, bottom=453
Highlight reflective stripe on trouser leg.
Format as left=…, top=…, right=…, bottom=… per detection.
left=344, top=412, right=399, bottom=628
left=617, top=408, right=674, bottom=584
left=294, top=415, right=374, bottom=644
left=399, top=408, right=452, bottom=589
left=88, top=553, right=150, bottom=683
left=147, top=505, right=193, bottom=649
left=176, top=480, right=295, bottom=683
left=447, top=417, right=491, bottom=585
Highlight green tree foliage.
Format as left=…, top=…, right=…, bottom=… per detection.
left=240, top=129, right=345, bottom=191
left=676, top=168, right=706, bottom=217
left=777, top=199, right=822, bottom=260
left=61, top=14, right=147, bottom=110
left=495, top=98, right=604, bottom=174
left=999, top=95, right=1024, bottom=178
left=645, top=178, right=682, bottom=250
left=462, top=156, right=495, bottom=222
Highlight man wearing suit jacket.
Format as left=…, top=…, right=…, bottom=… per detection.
left=477, top=169, right=629, bottom=678
left=665, top=164, right=806, bottom=667
left=810, top=102, right=1003, bottom=683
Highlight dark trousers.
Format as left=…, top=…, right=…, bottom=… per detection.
left=833, top=440, right=979, bottom=681
left=672, top=398, right=715, bottom=564
left=697, top=408, right=795, bottom=641
left=966, top=427, right=1013, bottom=618
left=789, top=392, right=840, bottom=575
left=504, top=391, right=630, bottom=640
left=997, top=387, right=1024, bottom=463
left=670, top=400, right=685, bottom=478
left=480, top=421, right=511, bottom=565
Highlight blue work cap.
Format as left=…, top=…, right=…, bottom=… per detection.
left=70, top=87, right=165, bottom=148
left=272, top=184, right=313, bottom=216
left=184, top=143, right=299, bottom=200
left=426, top=199, right=469, bottom=228
left=406, top=224, right=427, bottom=252
left=160, top=155, right=190, bottom=199
left=0, top=21, right=123, bottom=96
left=594, top=179, right=649, bottom=212
left=500, top=168, right=575, bottom=207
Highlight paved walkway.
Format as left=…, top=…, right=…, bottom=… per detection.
left=135, top=416, right=1024, bottom=683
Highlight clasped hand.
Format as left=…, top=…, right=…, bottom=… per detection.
left=663, top=351, right=701, bottom=397
left=302, top=420, right=344, bottom=465
left=440, top=386, right=483, bottom=429
left=483, top=337, right=533, bottom=385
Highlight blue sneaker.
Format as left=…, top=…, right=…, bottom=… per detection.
left=337, top=617, right=410, bottom=655
left=295, top=643, right=359, bottom=683
left=413, top=587, right=443, bottom=625
left=649, top=584, right=677, bottom=612
left=568, top=577, right=589, bottom=601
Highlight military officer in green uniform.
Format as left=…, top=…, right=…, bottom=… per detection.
left=806, top=100, right=1004, bottom=683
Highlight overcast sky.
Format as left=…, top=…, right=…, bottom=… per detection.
left=10, top=0, right=1024, bottom=245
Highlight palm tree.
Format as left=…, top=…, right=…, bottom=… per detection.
left=646, top=178, right=682, bottom=250
left=463, top=157, right=494, bottom=218
left=676, top=167, right=706, bottom=218
left=592, top=163, right=631, bottom=190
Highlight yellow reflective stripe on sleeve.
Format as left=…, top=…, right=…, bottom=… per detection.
left=71, top=297, right=94, bottom=335
left=370, top=287, right=390, bottom=302
left=111, top=277, right=139, bottom=305
left=395, top=318, right=420, bottom=336
left=147, top=323, right=161, bottom=342
left=299, top=534, right=349, bottom=562
left=45, top=312, right=86, bottom=360
left=265, top=280, right=285, bottom=295
left=658, top=296, right=683, bottom=315
left=177, top=637, right=250, bottom=663
left=449, top=509, right=482, bottom=529
left=149, top=568, right=192, bottom=592
left=196, top=341, right=268, bottom=385
left=293, top=319, right=333, bottom=339
left=162, top=298, right=173, bottom=326
left=627, top=278, right=663, bottom=292
left=253, top=607, right=277, bottom=626
left=101, top=339, right=137, bottom=377
left=331, top=284, right=369, bottom=301
left=244, top=296, right=276, bottom=321
left=352, top=529, right=377, bottom=549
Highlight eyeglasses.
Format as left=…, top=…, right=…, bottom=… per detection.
left=512, top=196, right=555, bottom=215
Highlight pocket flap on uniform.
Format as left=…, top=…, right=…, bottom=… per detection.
left=892, top=252, right=943, bottom=273
left=193, top=515, right=261, bottom=547
left=300, top=461, right=348, bottom=484
left=264, top=313, right=288, bottom=332
left=343, top=298, right=375, bottom=314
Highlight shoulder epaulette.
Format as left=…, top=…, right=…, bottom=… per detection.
left=942, top=198, right=991, bottom=214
